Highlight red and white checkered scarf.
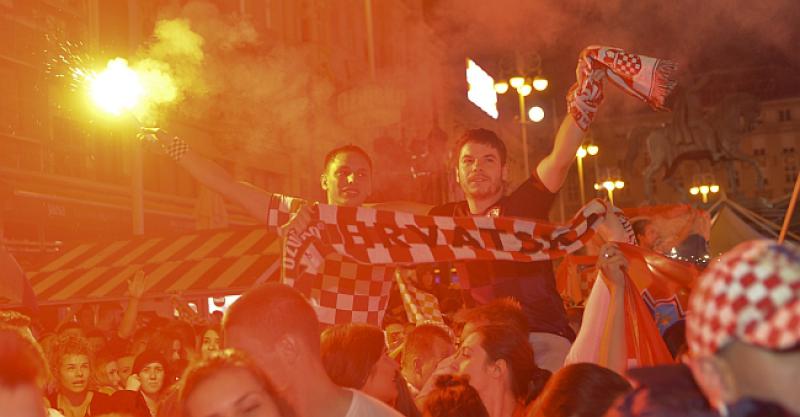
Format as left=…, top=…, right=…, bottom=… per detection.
left=283, top=199, right=611, bottom=324
left=568, top=46, right=677, bottom=131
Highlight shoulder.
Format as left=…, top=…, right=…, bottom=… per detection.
left=346, top=390, right=404, bottom=417
left=429, top=201, right=465, bottom=216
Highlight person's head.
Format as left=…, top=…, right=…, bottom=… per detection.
left=117, top=355, right=134, bottom=384
left=93, top=348, right=121, bottom=390
left=632, top=219, right=658, bottom=250
left=130, top=327, right=151, bottom=357
left=198, top=326, right=222, bottom=360
left=455, top=324, right=536, bottom=403
left=96, top=303, right=123, bottom=333
left=57, top=321, right=85, bottom=339
left=401, top=324, right=455, bottom=390
left=529, top=363, right=632, bottom=417
left=686, top=240, right=800, bottom=414
left=180, top=349, right=294, bottom=417
left=86, top=329, right=106, bottom=353
left=0, top=325, right=48, bottom=417
left=457, top=297, right=528, bottom=343
left=320, top=145, right=373, bottom=207
left=75, top=305, right=96, bottom=329
left=50, top=335, right=92, bottom=395
left=133, top=350, right=167, bottom=397
left=453, top=129, right=508, bottom=202
left=321, top=323, right=399, bottom=405
left=223, top=283, right=321, bottom=392
left=422, top=374, right=489, bottom=417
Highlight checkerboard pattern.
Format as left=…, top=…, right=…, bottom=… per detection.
left=395, top=268, right=445, bottom=325
left=278, top=197, right=611, bottom=325
left=687, top=240, right=800, bottom=356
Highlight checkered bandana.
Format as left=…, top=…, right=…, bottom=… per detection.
left=687, top=240, right=800, bottom=357
left=568, top=46, right=677, bottom=131
left=280, top=198, right=610, bottom=325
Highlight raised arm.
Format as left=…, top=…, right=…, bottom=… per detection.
left=145, top=129, right=271, bottom=224
left=535, top=116, right=585, bottom=193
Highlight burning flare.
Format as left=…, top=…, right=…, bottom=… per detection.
left=88, top=58, right=144, bottom=115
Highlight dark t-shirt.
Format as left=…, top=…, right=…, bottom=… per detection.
left=430, top=172, right=574, bottom=339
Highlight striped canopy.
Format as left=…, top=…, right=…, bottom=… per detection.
left=28, top=227, right=281, bottom=305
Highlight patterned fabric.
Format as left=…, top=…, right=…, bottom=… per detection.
left=395, top=268, right=445, bottom=325
left=568, top=46, right=677, bottom=130
left=279, top=199, right=610, bottom=325
left=163, top=136, right=191, bottom=161
left=687, top=240, right=800, bottom=357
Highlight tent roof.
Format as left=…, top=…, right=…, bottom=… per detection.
left=25, top=226, right=281, bottom=306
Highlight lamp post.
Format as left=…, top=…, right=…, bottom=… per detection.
left=594, top=178, right=624, bottom=205
left=495, top=75, right=548, bottom=174
left=576, top=144, right=599, bottom=205
left=689, top=184, right=720, bottom=203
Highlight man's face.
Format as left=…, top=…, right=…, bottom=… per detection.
left=321, top=151, right=372, bottom=207
left=639, top=224, right=659, bottom=249
left=403, top=336, right=456, bottom=390
left=58, top=354, right=90, bottom=394
left=104, top=361, right=121, bottom=388
left=456, top=142, right=506, bottom=202
left=138, top=362, right=165, bottom=396
left=117, top=355, right=134, bottom=383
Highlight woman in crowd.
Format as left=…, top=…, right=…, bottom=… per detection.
left=454, top=324, right=537, bottom=417
left=108, top=349, right=169, bottom=417
left=180, top=349, right=294, bottom=417
left=527, top=363, right=632, bottom=417
left=321, top=323, right=415, bottom=412
left=196, top=325, right=222, bottom=361
left=422, top=374, right=489, bottom=417
left=92, top=349, right=122, bottom=395
left=46, top=335, right=111, bottom=417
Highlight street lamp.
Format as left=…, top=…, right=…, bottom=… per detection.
left=494, top=75, right=548, bottom=174
left=594, top=178, right=625, bottom=205
left=689, top=184, right=720, bottom=203
left=575, top=144, right=599, bottom=205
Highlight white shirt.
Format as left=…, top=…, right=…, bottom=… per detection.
left=344, top=389, right=404, bottom=417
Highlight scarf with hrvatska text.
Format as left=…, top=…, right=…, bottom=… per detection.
left=281, top=199, right=611, bottom=325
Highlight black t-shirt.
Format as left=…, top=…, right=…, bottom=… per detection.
left=430, top=172, right=574, bottom=340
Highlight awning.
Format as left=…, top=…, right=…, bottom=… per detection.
left=27, top=226, right=282, bottom=305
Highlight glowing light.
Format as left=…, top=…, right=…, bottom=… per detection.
left=710, top=184, right=720, bottom=193
left=518, top=84, right=533, bottom=97
left=577, top=147, right=588, bottom=158
left=700, top=185, right=710, bottom=194
left=594, top=183, right=601, bottom=190
left=603, top=180, right=615, bottom=191
left=466, top=59, right=499, bottom=119
left=587, top=145, right=599, bottom=156
left=532, top=77, right=549, bottom=91
left=509, top=76, right=525, bottom=89
left=528, top=106, right=545, bottom=122
left=494, top=81, right=509, bottom=94
left=615, top=180, right=625, bottom=189
left=690, top=187, right=700, bottom=195
left=89, top=58, right=143, bottom=115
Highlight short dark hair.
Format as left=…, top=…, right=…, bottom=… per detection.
left=323, top=145, right=373, bottom=171
left=224, top=283, right=320, bottom=353
left=457, top=297, right=529, bottom=335
left=531, top=363, right=632, bottom=417
left=320, top=323, right=385, bottom=389
left=453, top=129, right=507, bottom=167
left=475, top=324, right=536, bottom=400
left=423, top=374, right=489, bottom=417
left=632, top=219, right=652, bottom=238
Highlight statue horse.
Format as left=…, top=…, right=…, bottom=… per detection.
left=624, top=93, right=764, bottom=203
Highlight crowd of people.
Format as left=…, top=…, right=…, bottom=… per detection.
left=3, top=51, right=800, bottom=417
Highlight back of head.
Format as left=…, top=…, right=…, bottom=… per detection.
left=530, top=363, right=632, bottom=417
left=320, top=323, right=385, bottom=389
left=459, top=298, right=529, bottom=336
left=453, top=129, right=507, bottom=167
left=403, top=324, right=453, bottom=364
left=475, top=324, right=536, bottom=401
left=0, top=324, right=49, bottom=389
left=224, top=283, right=320, bottom=353
left=423, top=374, right=489, bottom=417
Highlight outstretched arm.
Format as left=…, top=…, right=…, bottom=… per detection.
left=144, top=129, right=271, bottom=224
left=536, top=116, right=585, bottom=193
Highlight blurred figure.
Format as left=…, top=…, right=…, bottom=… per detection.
left=0, top=324, right=49, bottom=417
left=528, top=363, right=631, bottom=417
left=196, top=326, right=222, bottom=361
left=180, top=349, right=294, bottom=417
left=400, top=324, right=454, bottom=395
left=422, top=375, right=489, bottom=417
left=224, top=283, right=402, bottom=417
left=111, top=350, right=169, bottom=417
left=687, top=240, right=800, bottom=415
left=455, top=325, right=537, bottom=417
left=321, top=323, right=400, bottom=406
left=632, top=219, right=658, bottom=251
left=46, top=335, right=111, bottom=417
left=116, top=355, right=135, bottom=385
left=93, top=349, right=122, bottom=395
